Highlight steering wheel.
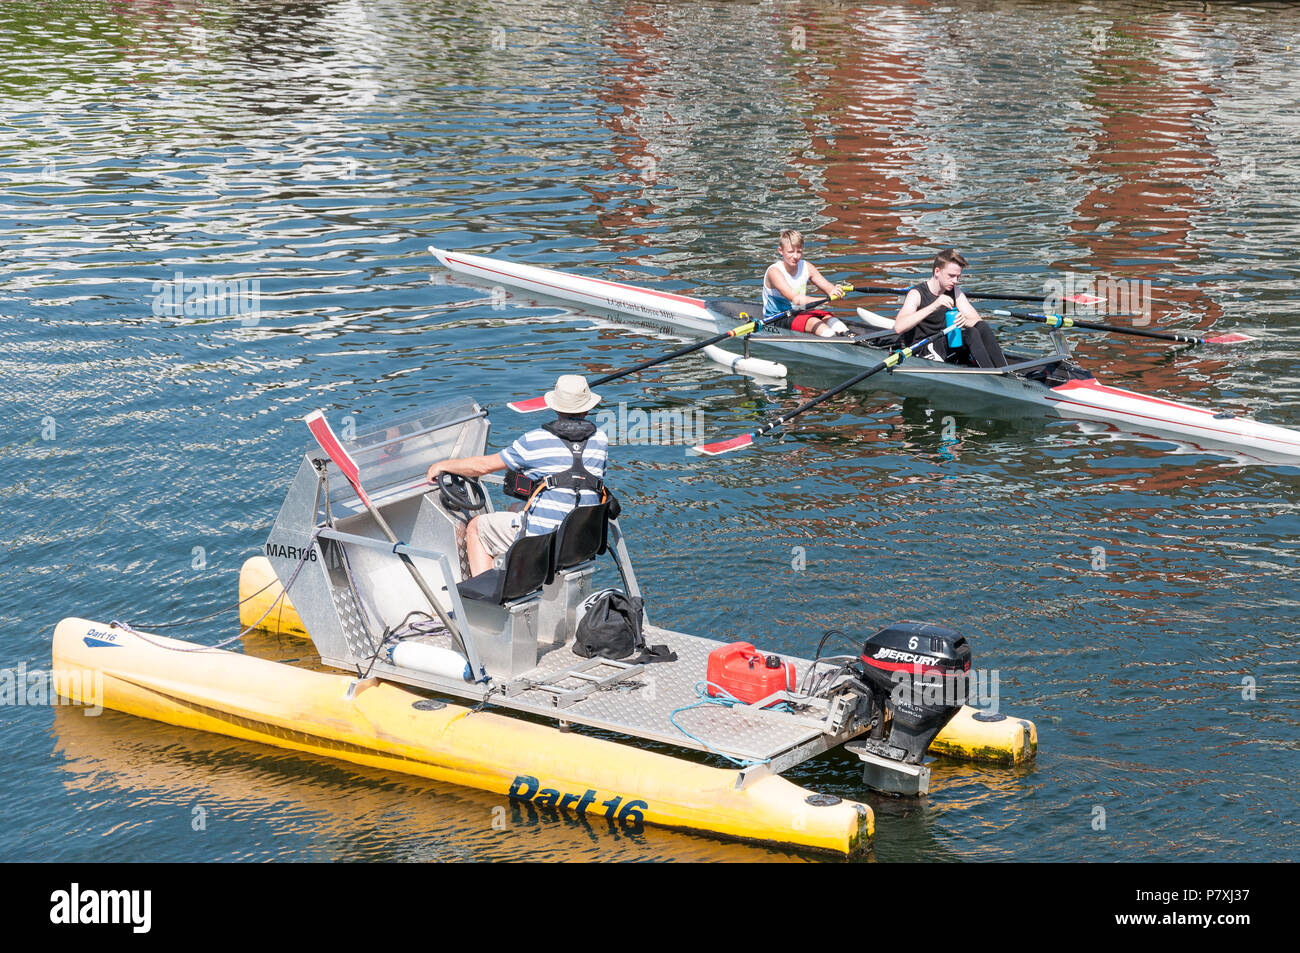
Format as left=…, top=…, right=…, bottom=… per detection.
left=437, top=471, right=487, bottom=513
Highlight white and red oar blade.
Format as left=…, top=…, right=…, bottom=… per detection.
left=507, top=395, right=549, bottom=413
left=1062, top=293, right=1105, bottom=305
left=690, top=433, right=755, bottom=457
left=1205, top=332, right=1254, bottom=345
left=304, top=410, right=372, bottom=508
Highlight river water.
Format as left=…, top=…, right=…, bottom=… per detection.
left=1, top=0, right=1297, bottom=862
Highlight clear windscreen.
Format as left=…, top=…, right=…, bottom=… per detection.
left=319, top=398, right=489, bottom=510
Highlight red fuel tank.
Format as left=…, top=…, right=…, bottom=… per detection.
left=706, top=642, right=796, bottom=706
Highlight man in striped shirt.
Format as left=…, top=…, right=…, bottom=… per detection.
left=426, top=375, right=609, bottom=577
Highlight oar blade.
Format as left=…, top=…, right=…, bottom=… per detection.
left=1062, top=293, right=1105, bottom=305
left=304, top=410, right=372, bottom=508
left=690, top=433, right=755, bottom=457
left=1205, top=332, right=1254, bottom=345
left=507, top=395, right=550, bottom=413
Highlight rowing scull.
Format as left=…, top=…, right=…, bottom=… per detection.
left=430, top=247, right=1300, bottom=462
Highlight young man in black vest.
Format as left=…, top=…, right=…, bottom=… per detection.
left=894, top=249, right=1008, bottom=368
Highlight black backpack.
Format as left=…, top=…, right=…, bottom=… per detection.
left=573, top=590, right=675, bottom=663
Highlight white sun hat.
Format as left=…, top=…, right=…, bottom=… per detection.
left=545, top=374, right=601, bottom=413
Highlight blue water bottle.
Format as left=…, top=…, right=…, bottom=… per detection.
left=945, top=308, right=962, bottom=348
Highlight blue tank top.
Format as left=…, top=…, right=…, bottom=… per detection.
left=763, top=260, right=808, bottom=319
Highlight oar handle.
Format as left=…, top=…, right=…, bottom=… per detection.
left=744, top=286, right=849, bottom=331
left=991, top=308, right=1206, bottom=345
left=749, top=283, right=853, bottom=331
left=851, top=285, right=908, bottom=295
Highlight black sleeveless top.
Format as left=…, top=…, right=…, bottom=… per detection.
left=902, top=282, right=955, bottom=345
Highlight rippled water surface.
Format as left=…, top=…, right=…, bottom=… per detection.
left=2, top=0, right=1298, bottom=862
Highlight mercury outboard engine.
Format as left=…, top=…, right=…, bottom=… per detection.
left=845, top=621, right=972, bottom=796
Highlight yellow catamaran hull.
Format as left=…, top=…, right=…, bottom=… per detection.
left=50, top=560, right=1037, bottom=856
left=53, top=617, right=873, bottom=855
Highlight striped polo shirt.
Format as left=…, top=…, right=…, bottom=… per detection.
left=498, top=426, right=609, bottom=536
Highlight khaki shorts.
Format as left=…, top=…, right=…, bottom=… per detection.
left=474, top=510, right=522, bottom=564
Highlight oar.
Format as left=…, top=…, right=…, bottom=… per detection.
left=691, top=323, right=959, bottom=456
left=507, top=285, right=854, bottom=412
left=988, top=308, right=1253, bottom=346
left=852, top=285, right=1104, bottom=305
left=304, top=410, right=478, bottom=672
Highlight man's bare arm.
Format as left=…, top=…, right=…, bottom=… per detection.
left=955, top=291, right=982, bottom=327
left=894, top=288, right=952, bottom=334
left=804, top=262, right=843, bottom=300
left=427, top=453, right=506, bottom=483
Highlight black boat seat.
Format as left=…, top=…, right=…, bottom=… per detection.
left=551, top=502, right=609, bottom=576
left=457, top=531, right=555, bottom=606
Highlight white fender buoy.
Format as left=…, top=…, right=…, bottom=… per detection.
left=702, top=345, right=787, bottom=379
left=856, top=308, right=894, bottom=330
left=388, top=641, right=472, bottom=681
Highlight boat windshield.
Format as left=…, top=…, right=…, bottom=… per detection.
left=323, top=397, right=488, bottom=508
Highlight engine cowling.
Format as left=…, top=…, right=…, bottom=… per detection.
left=855, top=620, right=972, bottom=765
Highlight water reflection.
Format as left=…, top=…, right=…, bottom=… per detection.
left=4, top=0, right=1298, bottom=864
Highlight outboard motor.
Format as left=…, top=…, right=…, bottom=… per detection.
left=845, top=621, right=972, bottom=796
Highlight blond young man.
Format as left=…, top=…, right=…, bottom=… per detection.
left=762, top=229, right=851, bottom=337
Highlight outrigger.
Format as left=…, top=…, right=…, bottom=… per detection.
left=429, top=247, right=1300, bottom=463
left=54, top=398, right=1036, bottom=856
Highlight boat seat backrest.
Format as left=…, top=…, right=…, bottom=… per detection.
left=552, top=502, right=609, bottom=575
left=456, top=531, right=555, bottom=606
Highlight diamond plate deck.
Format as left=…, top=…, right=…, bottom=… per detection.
left=331, top=580, right=374, bottom=660
left=397, top=624, right=859, bottom=765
